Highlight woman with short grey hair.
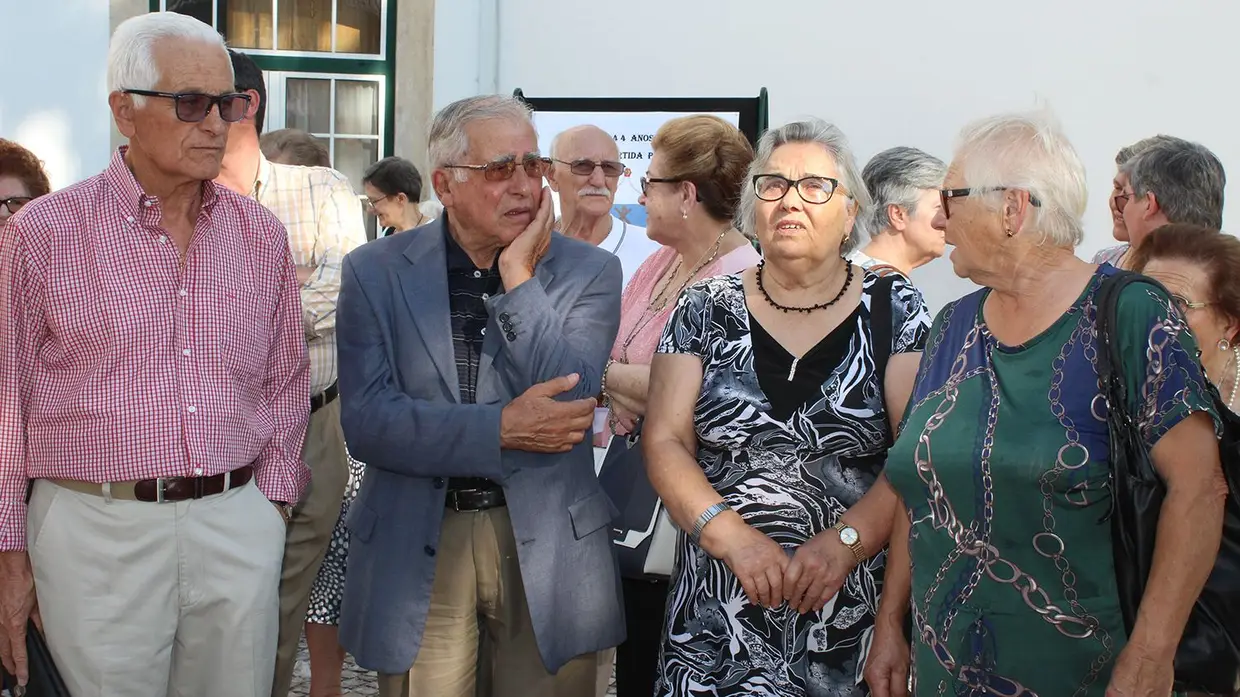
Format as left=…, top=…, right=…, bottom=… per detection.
left=644, top=118, right=930, bottom=696
left=865, top=111, right=1225, bottom=696
left=848, top=146, right=948, bottom=277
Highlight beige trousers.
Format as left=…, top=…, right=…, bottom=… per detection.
left=272, top=398, right=351, bottom=697
left=27, top=477, right=286, bottom=697
left=378, top=507, right=605, bottom=697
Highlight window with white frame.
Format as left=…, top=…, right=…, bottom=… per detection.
left=162, top=0, right=386, bottom=59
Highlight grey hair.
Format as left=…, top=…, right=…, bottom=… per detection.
left=736, top=118, right=871, bottom=253
left=861, top=146, right=947, bottom=236
left=954, top=110, right=1088, bottom=247
left=1121, top=138, right=1225, bottom=228
left=428, top=95, right=534, bottom=182
left=1115, top=134, right=1178, bottom=166
left=108, top=12, right=229, bottom=106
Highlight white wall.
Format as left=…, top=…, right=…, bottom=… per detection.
left=1, top=0, right=112, bottom=190
left=435, top=0, right=1240, bottom=312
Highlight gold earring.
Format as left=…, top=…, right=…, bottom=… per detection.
left=682, top=210, right=688, bottom=220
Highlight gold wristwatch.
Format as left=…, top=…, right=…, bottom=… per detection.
left=833, top=521, right=867, bottom=564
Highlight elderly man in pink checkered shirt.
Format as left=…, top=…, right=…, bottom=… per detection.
left=0, top=12, right=310, bottom=697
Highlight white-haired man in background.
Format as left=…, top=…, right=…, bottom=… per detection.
left=0, top=12, right=309, bottom=696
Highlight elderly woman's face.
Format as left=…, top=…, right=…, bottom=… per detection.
left=753, top=143, right=856, bottom=262
left=938, top=163, right=1006, bottom=280
left=1142, top=257, right=1236, bottom=383
left=1109, top=170, right=1130, bottom=243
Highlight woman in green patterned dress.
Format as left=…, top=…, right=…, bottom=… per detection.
left=864, top=112, right=1229, bottom=697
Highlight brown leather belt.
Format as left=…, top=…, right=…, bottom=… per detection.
left=50, top=465, right=255, bottom=503
left=311, top=382, right=339, bottom=414
left=445, top=487, right=506, bottom=512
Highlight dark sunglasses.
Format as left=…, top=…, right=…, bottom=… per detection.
left=444, top=154, right=551, bottom=182
left=1113, top=191, right=1134, bottom=213
left=554, top=158, right=626, bottom=177
left=0, top=197, right=32, bottom=215
left=752, top=174, right=841, bottom=205
left=122, top=89, right=252, bottom=123
left=940, top=187, right=1042, bottom=219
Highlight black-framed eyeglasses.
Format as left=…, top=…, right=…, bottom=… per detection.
left=752, top=174, right=841, bottom=205
left=122, top=89, right=252, bottom=123
left=1170, top=293, right=1212, bottom=316
left=640, top=176, right=685, bottom=196
left=0, top=197, right=32, bottom=215
left=554, top=158, right=626, bottom=178
left=444, top=154, right=551, bottom=182
left=940, top=187, right=1042, bottom=219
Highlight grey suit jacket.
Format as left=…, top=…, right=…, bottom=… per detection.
left=335, top=217, right=626, bottom=675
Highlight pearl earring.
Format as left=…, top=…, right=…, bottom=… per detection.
left=681, top=210, right=688, bottom=220
left=1220, top=339, right=1231, bottom=352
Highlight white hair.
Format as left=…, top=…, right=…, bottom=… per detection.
left=108, top=12, right=230, bottom=105
left=954, top=110, right=1088, bottom=247
left=736, top=118, right=871, bottom=252
left=428, top=95, right=534, bottom=182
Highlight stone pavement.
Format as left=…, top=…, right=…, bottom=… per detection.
left=287, top=635, right=617, bottom=696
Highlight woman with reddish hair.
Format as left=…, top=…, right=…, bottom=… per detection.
left=0, top=138, right=51, bottom=227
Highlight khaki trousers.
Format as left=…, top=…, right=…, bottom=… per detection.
left=378, top=507, right=604, bottom=697
left=27, top=478, right=286, bottom=697
left=272, top=397, right=350, bottom=697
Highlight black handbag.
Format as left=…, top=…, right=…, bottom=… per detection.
left=1096, top=270, right=1240, bottom=694
left=0, top=620, right=71, bottom=697
left=597, top=421, right=677, bottom=580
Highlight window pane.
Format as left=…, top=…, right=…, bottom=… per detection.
left=277, top=0, right=332, bottom=52
left=335, top=81, right=379, bottom=136
left=285, top=79, right=331, bottom=134
left=226, top=0, right=273, bottom=49
left=334, top=138, right=379, bottom=193
left=165, top=0, right=214, bottom=28
left=336, top=0, right=382, bottom=54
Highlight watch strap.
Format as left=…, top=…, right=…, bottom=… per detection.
left=833, top=521, right=867, bottom=564
left=691, top=502, right=730, bottom=545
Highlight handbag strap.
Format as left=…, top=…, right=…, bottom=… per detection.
left=870, top=275, right=897, bottom=446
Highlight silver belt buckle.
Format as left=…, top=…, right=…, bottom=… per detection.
left=155, top=478, right=168, bottom=504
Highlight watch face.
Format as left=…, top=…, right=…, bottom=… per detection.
left=839, top=526, right=859, bottom=546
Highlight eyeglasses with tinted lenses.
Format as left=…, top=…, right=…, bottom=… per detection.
left=444, top=154, right=551, bottom=182
left=0, top=197, right=32, bottom=215
left=1114, top=192, right=1134, bottom=213
left=122, top=89, right=252, bottom=123
left=752, top=175, right=839, bottom=204
left=556, top=159, right=625, bottom=177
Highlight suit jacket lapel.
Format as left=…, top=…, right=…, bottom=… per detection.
left=398, top=221, right=461, bottom=402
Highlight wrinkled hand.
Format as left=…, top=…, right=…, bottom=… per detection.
left=1104, top=642, right=1174, bottom=697
left=864, top=615, right=911, bottom=697
left=783, top=530, right=858, bottom=613
left=719, top=522, right=790, bottom=609
left=0, top=551, right=40, bottom=687
left=501, top=374, right=597, bottom=453
left=498, top=186, right=554, bottom=288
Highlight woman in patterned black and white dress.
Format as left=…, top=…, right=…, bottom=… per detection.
left=643, top=120, right=930, bottom=696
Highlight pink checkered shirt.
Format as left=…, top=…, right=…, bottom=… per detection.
left=0, top=148, right=311, bottom=551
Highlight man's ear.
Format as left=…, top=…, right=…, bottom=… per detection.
left=432, top=169, right=455, bottom=207
left=109, top=91, right=138, bottom=138
left=546, top=164, right=562, bottom=193
left=244, top=88, right=262, bottom=123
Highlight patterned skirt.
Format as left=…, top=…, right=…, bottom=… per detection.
left=305, top=454, right=366, bottom=626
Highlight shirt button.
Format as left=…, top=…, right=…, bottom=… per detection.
left=187, top=405, right=197, bottom=414
left=158, top=235, right=168, bottom=244
left=179, top=289, right=188, bottom=297
left=126, top=216, right=135, bottom=223
left=182, top=348, right=191, bottom=356
left=473, top=270, right=482, bottom=278
left=143, top=200, right=153, bottom=208
left=424, top=545, right=436, bottom=557
left=481, top=293, right=489, bottom=300
left=194, top=466, right=203, bottom=475
left=480, top=327, right=486, bottom=336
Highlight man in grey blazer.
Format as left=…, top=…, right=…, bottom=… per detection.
left=335, top=94, right=626, bottom=697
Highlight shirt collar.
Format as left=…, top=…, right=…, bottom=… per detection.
left=443, top=215, right=500, bottom=273
left=254, top=155, right=273, bottom=199
left=107, top=145, right=222, bottom=220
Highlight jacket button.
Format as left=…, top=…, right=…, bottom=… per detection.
left=433, top=477, right=445, bottom=489
left=498, top=312, right=510, bottom=322
left=424, top=545, right=436, bottom=557
left=506, top=331, right=517, bottom=342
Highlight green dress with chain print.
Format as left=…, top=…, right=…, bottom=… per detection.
left=884, top=267, right=1218, bottom=697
